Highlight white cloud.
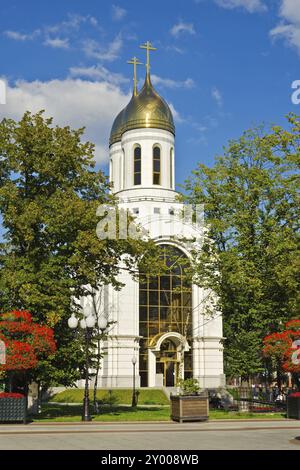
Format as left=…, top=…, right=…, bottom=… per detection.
left=82, top=35, right=123, bottom=61
left=279, top=0, right=300, bottom=24
left=4, top=29, right=40, bottom=41
left=4, top=14, right=95, bottom=43
left=165, top=44, right=185, bottom=54
left=0, top=78, right=130, bottom=164
left=270, top=23, right=300, bottom=52
left=214, top=0, right=267, bottom=12
left=44, top=37, right=70, bottom=49
left=112, top=4, right=127, bottom=21
left=170, top=21, right=196, bottom=37
left=152, top=75, right=195, bottom=89
left=45, top=13, right=99, bottom=35
left=3, top=13, right=101, bottom=51
left=69, top=65, right=129, bottom=85
left=169, top=103, right=185, bottom=123
left=211, top=86, right=223, bottom=107
left=270, top=0, right=300, bottom=53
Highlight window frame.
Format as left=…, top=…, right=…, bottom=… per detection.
left=133, top=144, right=142, bottom=186
left=153, top=144, right=161, bottom=185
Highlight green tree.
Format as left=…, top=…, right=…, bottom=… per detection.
left=184, top=114, right=300, bottom=381
left=0, top=111, right=161, bottom=388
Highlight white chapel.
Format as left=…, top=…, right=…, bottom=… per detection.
left=96, top=42, right=225, bottom=389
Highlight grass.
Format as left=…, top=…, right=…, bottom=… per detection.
left=210, top=410, right=286, bottom=420
left=34, top=404, right=170, bottom=422
left=33, top=404, right=287, bottom=423
left=50, top=388, right=169, bottom=405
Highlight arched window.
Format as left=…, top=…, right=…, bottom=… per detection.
left=139, top=245, right=192, bottom=387
left=170, top=148, right=174, bottom=189
left=133, top=145, right=141, bottom=185
left=153, top=146, right=161, bottom=185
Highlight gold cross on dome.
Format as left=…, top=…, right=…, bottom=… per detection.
left=127, top=57, right=143, bottom=96
left=139, top=41, right=157, bottom=76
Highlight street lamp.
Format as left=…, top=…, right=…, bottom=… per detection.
left=131, top=356, right=137, bottom=408
left=68, top=311, right=108, bottom=421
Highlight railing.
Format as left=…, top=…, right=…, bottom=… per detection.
left=231, top=387, right=287, bottom=412
left=210, top=387, right=288, bottom=412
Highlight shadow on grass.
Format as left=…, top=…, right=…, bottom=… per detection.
left=39, top=404, right=165, bottom=419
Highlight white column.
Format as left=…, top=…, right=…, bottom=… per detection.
left=148, top=349, right=156, bottom=387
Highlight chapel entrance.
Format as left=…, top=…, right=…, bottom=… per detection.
left=156, top=338, right=180, bottom=387
left=139, top=244, right=193, bottom=387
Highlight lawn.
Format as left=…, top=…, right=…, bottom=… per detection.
left=210, top=410, right=286, bottom=420
left=33, top=404, right=287, bottom=422
left=50, top=388, right=169, bottom=405
left=35, top=404, right=171, bottom=422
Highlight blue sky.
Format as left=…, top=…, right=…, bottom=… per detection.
left=0, top=0, right=299, bottom=188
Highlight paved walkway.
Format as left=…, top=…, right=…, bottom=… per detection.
left=0, top=420, right=300, bottom=450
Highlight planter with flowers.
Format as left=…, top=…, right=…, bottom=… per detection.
left=170, top=378, right=209, bottom=423
left=0, top=392, right=27, bottom=423
left=287, top=392, right=300, bottom=420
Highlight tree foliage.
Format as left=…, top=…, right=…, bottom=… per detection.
left=0, top=111, right=161, bottom=387
left=263, top=319, right=300, bottom=375
left=0, top=310, right=56, bottom=392
left=184, top=114, right=300, bottom=379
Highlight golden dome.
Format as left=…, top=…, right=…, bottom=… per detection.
left=109, top=74, right=175, bottom=146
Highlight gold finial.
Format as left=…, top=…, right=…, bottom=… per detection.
left=127, top=57, right=143, bottom=96
left=139, top=41, right=157, bottom=78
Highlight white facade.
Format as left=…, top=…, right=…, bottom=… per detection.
left=93, top=72, right=225, bottom=390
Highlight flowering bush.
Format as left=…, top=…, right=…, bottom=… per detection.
left=263, top=319, right=300, bottom=374
left=0, top=310, right=56, bottom=371
left=0, top=392, right=25, bottom=398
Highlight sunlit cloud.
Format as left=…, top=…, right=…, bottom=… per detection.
left=170, top=21, right=196, bottom=37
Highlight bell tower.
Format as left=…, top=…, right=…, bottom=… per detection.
left=97, top=42, right=225, bottom=390
left=109, top=42, right=176, bottom=197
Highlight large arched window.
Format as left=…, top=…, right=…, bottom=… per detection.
left=139, top=245, right=193, bottom=386
left=133, top=145, right=141, bottom=185
left=153, top=146, right=161, bottom=185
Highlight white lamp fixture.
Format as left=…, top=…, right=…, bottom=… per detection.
left=132, top=356, right=137, bottom=365
left=68, top=314, right=79, bottom=329
left=83, top=304, right=91, bottom=318
left=98, top=317, right=108, bottom=330
left=86, top=315, right=96, bottom=328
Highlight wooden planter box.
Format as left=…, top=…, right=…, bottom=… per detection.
left=0, top=397, right=27, bottom=423
left=170, top=394, right=209, bottom=423
left=287, top=396, right=300, bottom=420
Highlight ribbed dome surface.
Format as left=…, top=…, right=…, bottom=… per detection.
left=109, top=75, right=175, bottom=146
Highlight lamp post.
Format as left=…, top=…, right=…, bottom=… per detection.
left=131, top=356, right=137, bottom=408
left=68, top=310, right=108, bottom=422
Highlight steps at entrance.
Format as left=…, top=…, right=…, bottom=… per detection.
left=162, top=386, right=178, bottom=399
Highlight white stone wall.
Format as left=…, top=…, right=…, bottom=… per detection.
left=95, top=126, right=225, bottom=389
left=109, top=128, right=175, bottom=193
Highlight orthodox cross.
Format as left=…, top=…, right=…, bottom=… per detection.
left=139, top=41, right=157, bottom=76
left=127, top=57, right=143, bottom=96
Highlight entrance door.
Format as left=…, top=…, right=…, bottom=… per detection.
left=165, top=361, right=176, bottom=387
